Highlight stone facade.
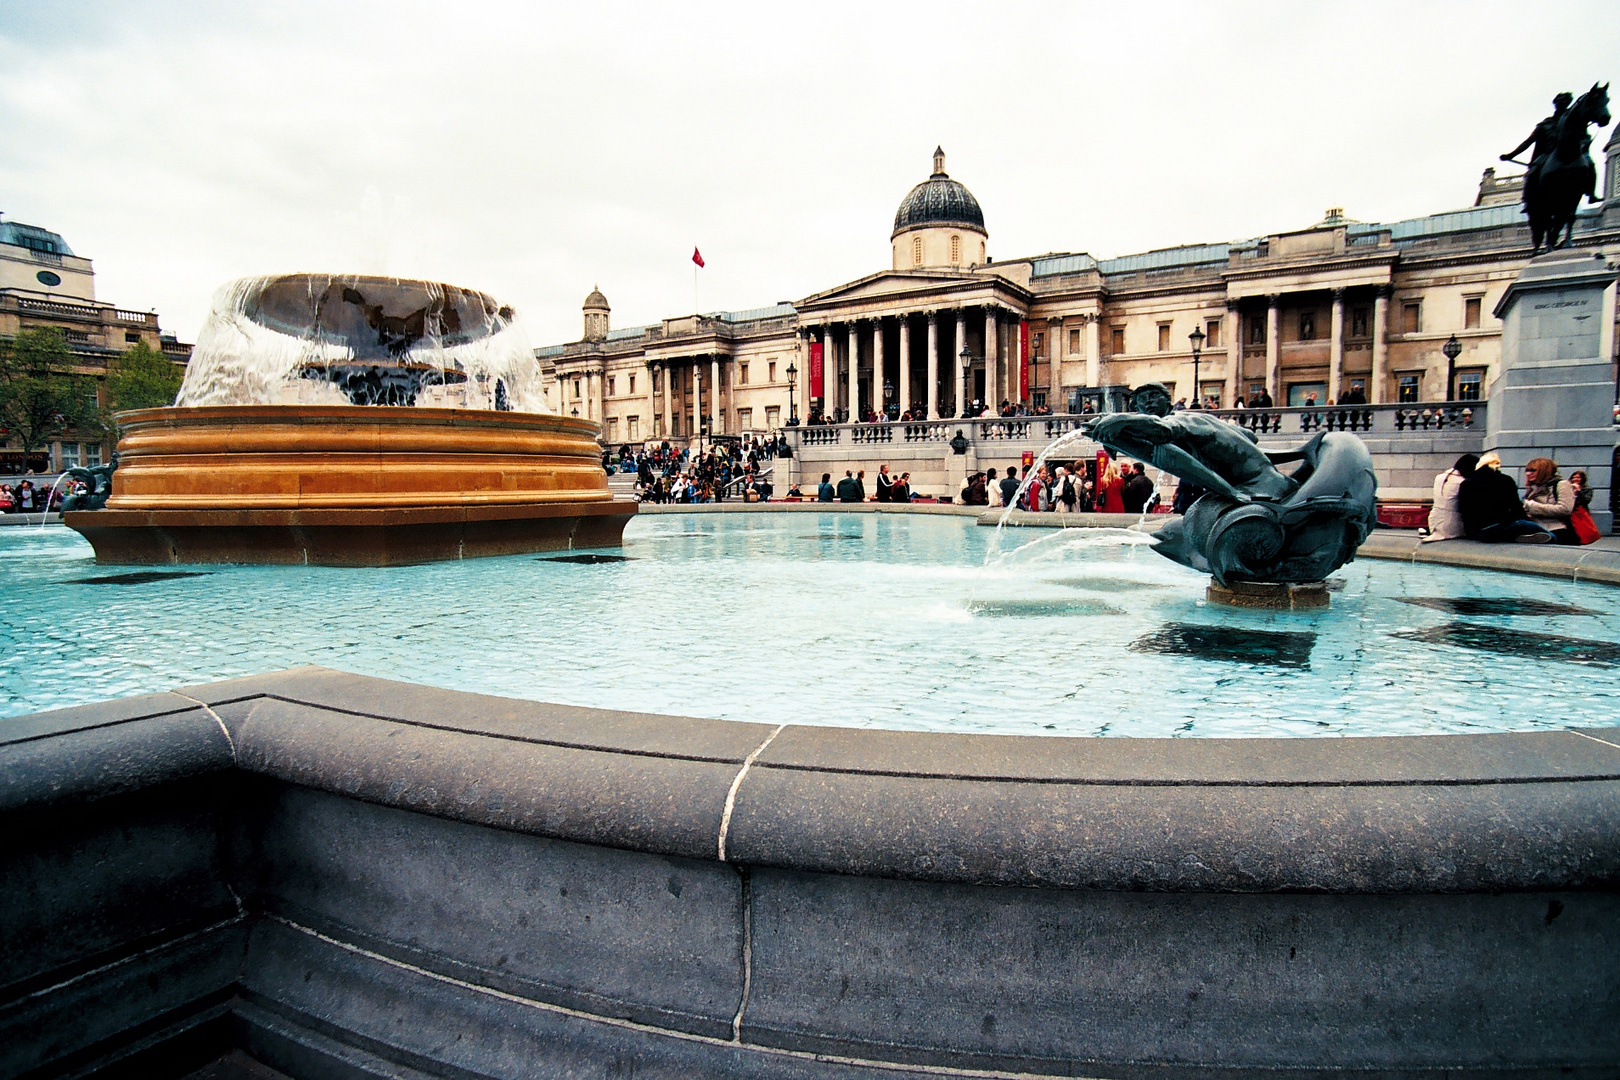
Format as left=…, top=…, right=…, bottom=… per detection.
left=0, top=215, right=191, bottom=473
left=539, top=152, right=1620, bottom=444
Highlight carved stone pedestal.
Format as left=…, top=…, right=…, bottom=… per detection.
left=1207, top=579, right=1330, bottom=610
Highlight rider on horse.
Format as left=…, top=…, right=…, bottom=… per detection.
left=1502, top=91, right=1573, bottom=216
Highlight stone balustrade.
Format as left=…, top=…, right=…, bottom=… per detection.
left=789, top=402, right=1486, bottom=455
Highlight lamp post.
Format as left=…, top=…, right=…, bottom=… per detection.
left=1442, top=334, right=1461, bottom=402
left=1187, top=326, right=1206, bottom=408
left=786, top=362, right=799, bottom=426
left=958, top=346, right=975, bottom=416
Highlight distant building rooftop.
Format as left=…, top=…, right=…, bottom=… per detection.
left=0, top=218, right=75, bottom=257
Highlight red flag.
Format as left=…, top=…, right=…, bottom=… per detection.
left=692, top=247, right=705, bottom=268
left=809, top=341, right=824, bottom=399
left=1018, top=320, right=1030, bottom=401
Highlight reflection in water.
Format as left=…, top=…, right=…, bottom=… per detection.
left=539, top=554, right=636, bottom=564
left=66, top=571, right=213, bottom=586
left=1393, top=623, right=1620, bottom=666
left=1132, top=623, right=1316, bottom=669
left=1397, top=597, right=1602, bottom=618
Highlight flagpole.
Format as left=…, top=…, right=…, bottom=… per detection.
left=694, top=264, right=698, bottom=316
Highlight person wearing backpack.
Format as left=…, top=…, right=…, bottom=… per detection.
left=1054, top=466, right=1078, bottom=513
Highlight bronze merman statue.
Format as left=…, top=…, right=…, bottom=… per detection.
left=1506, top=84, right=1612, bottom=254
left=1082, top=384, right=1378, bottom=586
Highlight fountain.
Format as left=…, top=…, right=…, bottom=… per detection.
left=62, top=274, right=633, bottom=565
left=1082, top=383, right=1378, bottom=609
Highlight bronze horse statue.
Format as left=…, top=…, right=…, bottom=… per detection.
left=1523, top=82, right=1610, bottom=254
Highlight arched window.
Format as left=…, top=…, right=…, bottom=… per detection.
left=912, top=236, right=923, bottom=267
left=979, top=241, right=986, bottom=263
left=950, top=235, right=960, bottom=263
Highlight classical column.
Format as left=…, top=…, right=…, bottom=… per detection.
left=1328, top=288, right=1345, bottom=404
left=898, top=316, right=912, bottom=416
left=847, top=322, right=861, bottom=421
left=925, top=311, right=939, bottom=418
left=954, top=309, right=967, bottom=415
left=1371, top=285, right=1392, bottom=404
left=985, top=308, right=1000, bottom=409
left=691, top=362, right=701, bottom=436
left=1226, top=301, right=1242, bottom=406
left=873, top=317, right=885, bottom=417
left=710, top=357, right=721, bottom=434
left=1086, top=314, right=1102, bottom=391
left=1265, top=295, right=1281, bottom=403
left=660, top=364, right=672, bottom=438
left=1050, top=315, right=1063, bottom=403
left=645, top=364, right=657, bottom=438
left=588, top=370, right=602, bottom=421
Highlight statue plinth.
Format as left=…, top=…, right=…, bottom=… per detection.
left=1206, top=580, right=1330, bottom=610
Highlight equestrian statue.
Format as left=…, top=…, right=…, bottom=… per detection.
left=1503, top=83, right=1611, bottom=254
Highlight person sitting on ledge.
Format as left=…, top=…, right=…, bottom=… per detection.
left=1422, top=454, right=1477, bottom=543
left=891, top=472, right=911, bottom=503
left=1458, top=452, right=1553, bottom=543
left=817, top=472, right=835, bottom=502
left=836, top=470, right=862, bottom=502
left=1522, top=457, right=1579, bottom=545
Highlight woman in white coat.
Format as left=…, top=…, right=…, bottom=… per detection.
left=1421, top=454, right=1478, bottom=542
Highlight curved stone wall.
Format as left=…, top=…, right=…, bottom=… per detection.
left=4, top=667, right=1618, bottom=1078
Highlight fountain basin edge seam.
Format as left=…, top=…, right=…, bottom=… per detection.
left=4, top=667, right=1619, bottom=1078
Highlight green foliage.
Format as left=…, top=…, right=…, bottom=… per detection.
left=101, top=341, right=183, bottom=440
left=0, top=328, right=96, bottom=455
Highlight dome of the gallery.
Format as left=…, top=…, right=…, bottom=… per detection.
left=892, top=147, right=986, bottom=238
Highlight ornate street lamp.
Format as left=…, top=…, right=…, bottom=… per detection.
left=959, top=346, right=975, bottom=416
left=1442, top=334, right=1462, bottom=402
left=785, top=362, right=799, bottom=426
left=1187, top=326, right=1206, bottom=409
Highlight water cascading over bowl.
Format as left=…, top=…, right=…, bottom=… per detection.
left=65, top=273, right=634, bottom=566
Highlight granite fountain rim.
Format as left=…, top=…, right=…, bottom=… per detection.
left=7, top=665, right=1619, bottom=896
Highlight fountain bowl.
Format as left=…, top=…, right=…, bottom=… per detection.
left=63, top=405, right=634, bottom=565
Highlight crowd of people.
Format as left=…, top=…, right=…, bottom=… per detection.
left=953, top=454, right=1161, bottom=513
left=0, top=477, right=85, bottom=514
left=1423, top=452, right=1600, bottom=545
left=620, top=434, right=785, bottom=505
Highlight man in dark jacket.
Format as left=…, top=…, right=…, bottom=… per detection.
left=817, top=473, right=835, bottom=502
left=1121, top=462, right=1155, bottom=514
left=1458, top=453, right=1552, bottom=543
left=836, top=470, right=862, bottom=502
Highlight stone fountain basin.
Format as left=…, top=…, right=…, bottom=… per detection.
left=64, top=406, right=634, bottom=565
left=3, top=667, right=1617, bottom=1078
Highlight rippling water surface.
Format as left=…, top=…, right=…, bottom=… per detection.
left=3, top=515, right=1618, bottom=737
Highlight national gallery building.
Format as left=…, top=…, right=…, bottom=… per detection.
left=537, top=141, right=1620, bottom=444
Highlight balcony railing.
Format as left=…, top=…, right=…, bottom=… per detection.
left=787, top=402, right=1487, bottom=452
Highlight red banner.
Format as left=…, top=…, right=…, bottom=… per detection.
left=809, top=341, right=824, bottom=400
left=1018, top=321, right=1030, bottom=401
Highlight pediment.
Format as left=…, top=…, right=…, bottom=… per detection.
left=797, top=269, right=1029, bottom=313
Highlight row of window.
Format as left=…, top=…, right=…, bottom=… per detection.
left=600, top=405, right=785, bottom=442
left=909, top=234, right=985, bottom=267
left=56, top=442, right=104, bottom=470
left=1095, top=296, right=1488, bottom=357
left=572, top=361, right=790, bottom=401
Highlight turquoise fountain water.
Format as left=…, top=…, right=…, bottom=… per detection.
left=3, top=515, right=1617, bottom=737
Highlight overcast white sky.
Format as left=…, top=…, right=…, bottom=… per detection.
left=1, top=1, right=1616, bottom=346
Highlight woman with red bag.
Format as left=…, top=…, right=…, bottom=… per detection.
left=1523, top=457, right=1581, bottom=545
left=1568, top=470, right=1602, bottom=545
